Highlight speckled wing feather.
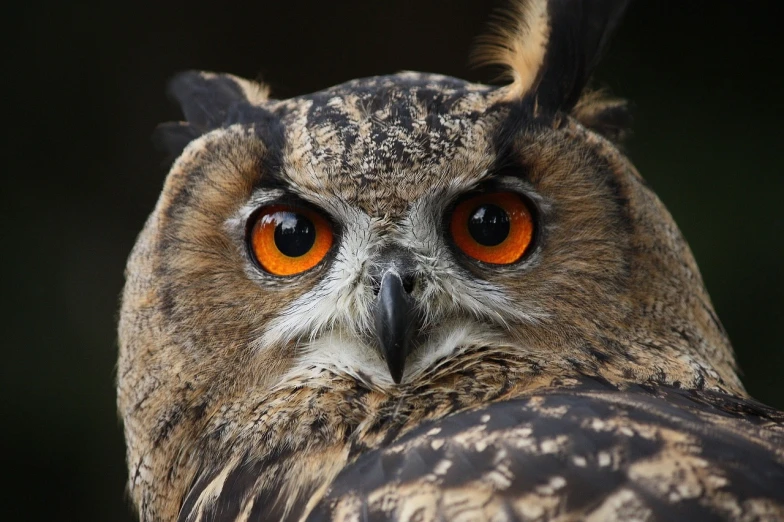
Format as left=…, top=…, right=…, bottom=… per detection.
left=307, top=381, right=784, bottom=521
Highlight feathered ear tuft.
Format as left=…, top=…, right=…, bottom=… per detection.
left=471, top=0, right=551, bottom=100
left=473, top=0, right=630, bottom=113
left=152, top=71, right=270, bottom=160
left=572, top=90, right=632, bottom=143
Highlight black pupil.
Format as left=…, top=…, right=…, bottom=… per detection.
left=274, top=212, right=316, bottom=257
left=467, top=204, right=510, bottom=246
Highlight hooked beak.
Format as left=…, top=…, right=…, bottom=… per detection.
left=374, top=270, right=416, bottom=384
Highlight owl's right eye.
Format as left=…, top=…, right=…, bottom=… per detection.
left=249, top=205, right=333, bottom=276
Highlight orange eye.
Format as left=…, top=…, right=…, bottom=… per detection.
left=249, top=205, right=333, bottom=276
left=449, top=192, right=534, bottom=264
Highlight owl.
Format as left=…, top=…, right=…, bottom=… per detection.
left=117, top=1, right=784, bottom=521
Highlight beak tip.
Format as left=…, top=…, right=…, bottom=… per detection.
left=381, top=337, right=407, bottom=384
left=387, top=363, right=404, bottom=385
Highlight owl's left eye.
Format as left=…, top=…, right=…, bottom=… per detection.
left=449, top=192, right=534, bottom=264
left=249, top=205, right=333, bottom=276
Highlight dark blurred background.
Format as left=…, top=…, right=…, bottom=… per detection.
left=4, top=1, right=782, bottom=520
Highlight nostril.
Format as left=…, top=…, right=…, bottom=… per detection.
left=401, top=274, right=416, bottom=294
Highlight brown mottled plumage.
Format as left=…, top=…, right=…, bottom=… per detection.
left=117, top=1, right=784, bottom=521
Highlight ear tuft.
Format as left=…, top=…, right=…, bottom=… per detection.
left=167, top=71, right=270, bottom=130
left=471, top=0, right=550, bottom=100
left=151, top=121, right=202, bottom=163
left=153, top=71, right=270, bottom=161
left=572, top=90, right=632, bottom=143
left=474, top=0, right=631, bottom=113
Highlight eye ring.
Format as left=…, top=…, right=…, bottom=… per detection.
left=449, top=192, right=534, bottom=265
left=248, top=205, right=333, bottom=276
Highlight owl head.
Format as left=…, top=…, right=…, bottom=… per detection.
left=118, top=0, right=745, bottom=519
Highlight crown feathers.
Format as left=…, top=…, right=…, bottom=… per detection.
left=474, top=0, right=631, bottom=114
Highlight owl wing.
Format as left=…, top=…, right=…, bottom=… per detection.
left=307, top=382, right=784, bottom=521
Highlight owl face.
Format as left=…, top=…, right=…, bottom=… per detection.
left=145, top=71, right=646, bottom=391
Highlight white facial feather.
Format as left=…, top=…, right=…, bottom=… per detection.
left=282, top=320, right=518, bottom=388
